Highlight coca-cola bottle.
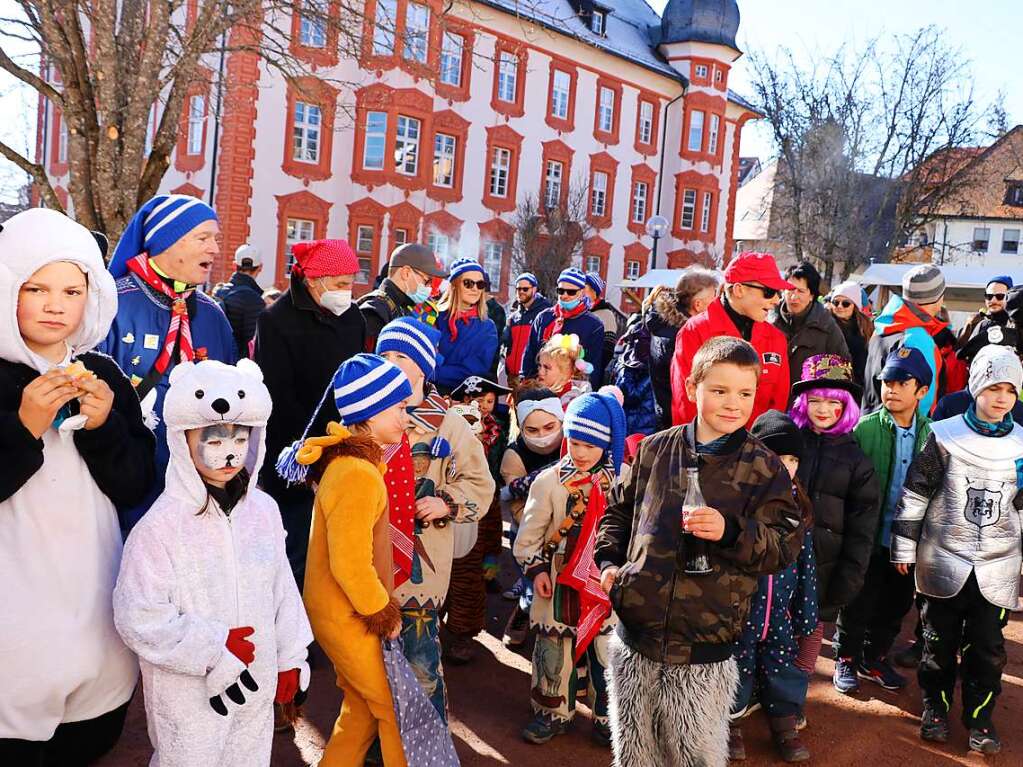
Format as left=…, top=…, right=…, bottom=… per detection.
left=681, top=466, right=712, bottom=575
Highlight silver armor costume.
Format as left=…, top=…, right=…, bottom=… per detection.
left=891, top=417, right=1023, bottom=610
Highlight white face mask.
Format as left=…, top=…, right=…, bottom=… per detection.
left=319, top=288, right=353, bottom=316
left=523, top=430, right=562, bottom=453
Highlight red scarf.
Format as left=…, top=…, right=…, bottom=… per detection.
left=447, top=306, right=479, bottom=342
left=479, top=413, right=501, bottom=456
left=556, top=478, right=612, bottom=661
left=383, top=435, right=417, bottom=588
left=542, top=300, right=589, bottom=341
left=125, top=254, right=194, bottom=376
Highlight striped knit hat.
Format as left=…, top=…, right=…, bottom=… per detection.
left=449, top=257, right=485, bottom=282
left=376, top=316, right=442, bottom=379
left=564, top=387, right=627, bottom=474
left=585, top=272, right=606, bottom=296
left=516, top=272, right=539, bottom=288
left=558, top=267, right=588, bottom=290
left=902, top=264, right=945, bottom=305
left=109, top=194, right=218, bottom=278
left=333, top=354, right=413, bottom=424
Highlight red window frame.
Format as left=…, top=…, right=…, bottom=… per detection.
left=633, top=91, right=660, bottom=156
left=347, top=197, right=388, bottom=292
left=545, top=57, right=578, bottom=133
left=540, top=139, right=574, bottom=210
left=290, top=0, right=341, bottom=68
left=482, top=124, right=524, bottom=213
left=680, top=91, right=726, bottom=165
left=672, top=171, right=720, bottom=244
left=620, top=242, right=650, bottom=311
left=435, top=21, right=474, bottom=102
left=50, top=107, right=69, bottom=176
left=587, top=151, right=619, bottom=229
left=275, top=190, right=332, bottom=287
left=491, top=38, right=528, bottom=118
left=175, top=71, right=213, bottom=174
left=627, top=162, right=657, bottom=237
left=428, top=109, right=469, bottom=203
left=351, top=84, right=434, bottom=192
left=582, top=235, right=611, bottom=281
left=478, top=218, right=515, bottom=301
left=593, top=75, right=623, bottom=146
left=282, top=76, right=338, bottom=182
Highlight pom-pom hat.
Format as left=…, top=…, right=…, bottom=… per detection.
left=109, top=194, right=218, bottom=278
left=516, top=272, right=539, bottom=288
left=790, top=353, right=862, bottom=400
left=290, top=239, right=359, bottom=279
left=563, top=387, right=627, bottom=474
left=448, top=257, right=485, bottom=282
left=376, top=316, right=442, bottom=380
left=557, top=267, right=587, bottom=290
left=585, top=272, right=606, bottom=296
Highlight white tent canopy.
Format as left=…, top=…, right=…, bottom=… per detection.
left=617, top=268, right=699, bottom=289
left=854, top=263, right=1023, bottom=290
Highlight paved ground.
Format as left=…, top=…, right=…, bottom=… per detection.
left=97, top=565, right=1023, bottom=767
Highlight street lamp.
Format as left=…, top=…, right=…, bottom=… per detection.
left=645, top=214, right=669, bottom=270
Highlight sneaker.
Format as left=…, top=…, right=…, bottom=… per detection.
left=769, top=715, right=810, bottom=763
left=892, top=641, right=922, bottom=669
left=521, top=715, right=569, bottom=744
left=919, top=705, right=949, bottom=743
left=592, top=720, right=612, bottom=747
left=445, top=634, right=475, bottom=665
left=857, top=658, right=908, bottom=690
left=728, top=723, right=747, bottom=761
left=969, top=725, right=1001, bottom=754
left=503, top=606, right=530, bottom=647
left=833, top=657, right=860, bottom=695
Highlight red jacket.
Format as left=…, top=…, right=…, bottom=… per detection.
left=670, top=297, right=791, bottom=426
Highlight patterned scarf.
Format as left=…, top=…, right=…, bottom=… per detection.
left=447, top=306, right=479, bottom=342
left=125, top=254, right=194, bottom=376
left=557, top=470, right=612, bottom=662
left=964, top=403, right=1014, bottom=438
left=383, top=434, right=417, bottom=588
left=542, top=299, right=590, bottom=341
left=478, top=413, right=501, bottom=456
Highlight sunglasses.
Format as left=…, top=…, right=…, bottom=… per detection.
left=461, top=278, right=487, bottom=290
left=556, top=287, right=580, bottom=297
left=833, top=299, right=854, bottom=309
left=740, top=283, right=780, bottom=299
left=515, top=286, right=534, bottom=293
left=986, top=292, right=1007, bottom=301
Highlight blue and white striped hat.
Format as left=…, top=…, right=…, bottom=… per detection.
left=449, top=257, right=485, bottom=282
left=585, top=272, right=606, bottom=296
left=515, top=272, right=539, bottom=288
left=333, top=354, right=413, bottom=425
left=557, top=267, right=587, bottom=290
left=564, top=388, right=626, bottom=474
left=376, top=316, right=442, bottom=379
left=109, top=194, right=218, bottom=278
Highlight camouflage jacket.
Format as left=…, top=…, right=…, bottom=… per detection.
left=595, top=424, right=803, bottom=665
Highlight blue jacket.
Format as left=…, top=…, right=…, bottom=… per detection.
left=521, top=307, right=605, bottom=389
left=435, top=310, right=499, bottom=393
left=99, top=274, right=237, bottom=531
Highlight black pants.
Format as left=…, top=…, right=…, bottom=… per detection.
left=833, top=548, right=915, bottom=662
left=918, top=573, right=1009, bottom=728
left=277, top=493, right=313, bottom=590
left=0, top=700, right=130, bottom=767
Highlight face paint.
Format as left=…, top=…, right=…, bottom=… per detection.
left=194, top=424, right=251, bottom=471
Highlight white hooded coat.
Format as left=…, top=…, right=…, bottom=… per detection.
left=113, top=359, right=312, bottom=767
left=0, top=209, right=139, bottom=740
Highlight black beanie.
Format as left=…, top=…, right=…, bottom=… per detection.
left=751, top=409, right=805, bottom=460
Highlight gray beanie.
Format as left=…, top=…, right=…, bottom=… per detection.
left=902, top=264, right=945, bottom=305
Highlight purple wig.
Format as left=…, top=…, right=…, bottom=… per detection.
left=789, top=387, right=861, bottom=436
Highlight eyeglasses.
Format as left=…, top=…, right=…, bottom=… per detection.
left=986, top=292, right=1007, bottom=301
left=833, top=299, right=854, bottom=309
left=556, top=287, right=580, bottom=297
left=461, top=278, right=487, bottom=290
left=740, top=283, right=780, bottom=299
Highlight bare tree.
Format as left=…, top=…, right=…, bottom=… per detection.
left=750, top=26, right=985, bottom=282
left=511, top=181, right=593, bottom=297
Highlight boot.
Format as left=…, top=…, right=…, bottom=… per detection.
left=769, top=715, right=810, bottom=763
left=728, top=722, right=747, bottom=761
left=445, top=633, right=475, bottom=665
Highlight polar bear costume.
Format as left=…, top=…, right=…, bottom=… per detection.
left=113, top=359, right=312, bottom=767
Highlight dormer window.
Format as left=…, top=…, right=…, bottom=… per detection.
left=1005, top=182, right=1023, bottom=207
left=694, top=64, right=709, bottom=79
left=590, top=10, right=606, bottom=35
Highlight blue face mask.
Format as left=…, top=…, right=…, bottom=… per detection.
left=559, top=297, right=582, bottom=311
left=410, top=284, right=432, bottom=304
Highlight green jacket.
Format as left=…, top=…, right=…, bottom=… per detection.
left=853, top=407, right=931, bottom=549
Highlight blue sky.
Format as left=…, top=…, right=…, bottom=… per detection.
left=649, top=0, right=1023, bottom=160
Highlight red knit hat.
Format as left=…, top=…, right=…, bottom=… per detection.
left=723, top=251, right=795, bottom=291
left=290, top=239, right=359, bottom=278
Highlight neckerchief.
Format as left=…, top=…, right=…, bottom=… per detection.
left=964, top=403, right=1014, bottom=438
left=447, top=306, right=479, bottom=342
left=126, top=254, right=195, bottom=376
left=543, top=300, right=590, bottom=341
left=407, top=392, right=448, bottom=434
left=556, top=460, right=614, bottom=661
left=383, top=435, right=417, bottom=587
left=478, top=412, right=501, bottom=455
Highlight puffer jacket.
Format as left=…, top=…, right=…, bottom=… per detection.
left=796, top=428, right=880, bottom=622
left=595, top=424, right=803, bottom=666
left=771, top=301, right=850, bottom=396
left=607, top=311, right=659, bottom=435
left=647, top=290, right=689, bottom=429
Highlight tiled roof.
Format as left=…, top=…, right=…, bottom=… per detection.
left=925, top=126, right=1023, bottom=220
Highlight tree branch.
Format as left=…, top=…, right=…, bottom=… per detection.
left=0, top=138, right=63, bottom=211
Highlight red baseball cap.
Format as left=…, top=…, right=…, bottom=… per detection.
left=291, top=239, right=360, bottom=278
left=723, top=252, right=795, bottom=291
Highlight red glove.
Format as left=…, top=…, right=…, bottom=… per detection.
left=275, top=668, right=300, bottom=704
left=226, top=626, right=255, bottom=665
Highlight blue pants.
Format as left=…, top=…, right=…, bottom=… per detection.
left=400, top=606, right=447, bottom=723
left=733, top=630, right=808, bottom=718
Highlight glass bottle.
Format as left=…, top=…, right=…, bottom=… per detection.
left=682, top=466, right=713, bottom=575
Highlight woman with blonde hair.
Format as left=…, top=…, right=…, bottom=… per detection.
left=435, top=258, right=499, bottom=394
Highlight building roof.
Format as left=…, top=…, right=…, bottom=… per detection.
left=659, top=0, right=740, bottom=49
left=733, top=160, right=777, bottom=241
left=856, top=262, right=1023, bottom=290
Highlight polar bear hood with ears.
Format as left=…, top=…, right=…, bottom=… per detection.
left=163, top=358, right=273, bottom=508
left=0, top=208, right=117, bottom=373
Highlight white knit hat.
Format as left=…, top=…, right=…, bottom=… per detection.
left=830, top=281, right=862, bottom=310
left=968, top=344, right=1023, bottom=399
